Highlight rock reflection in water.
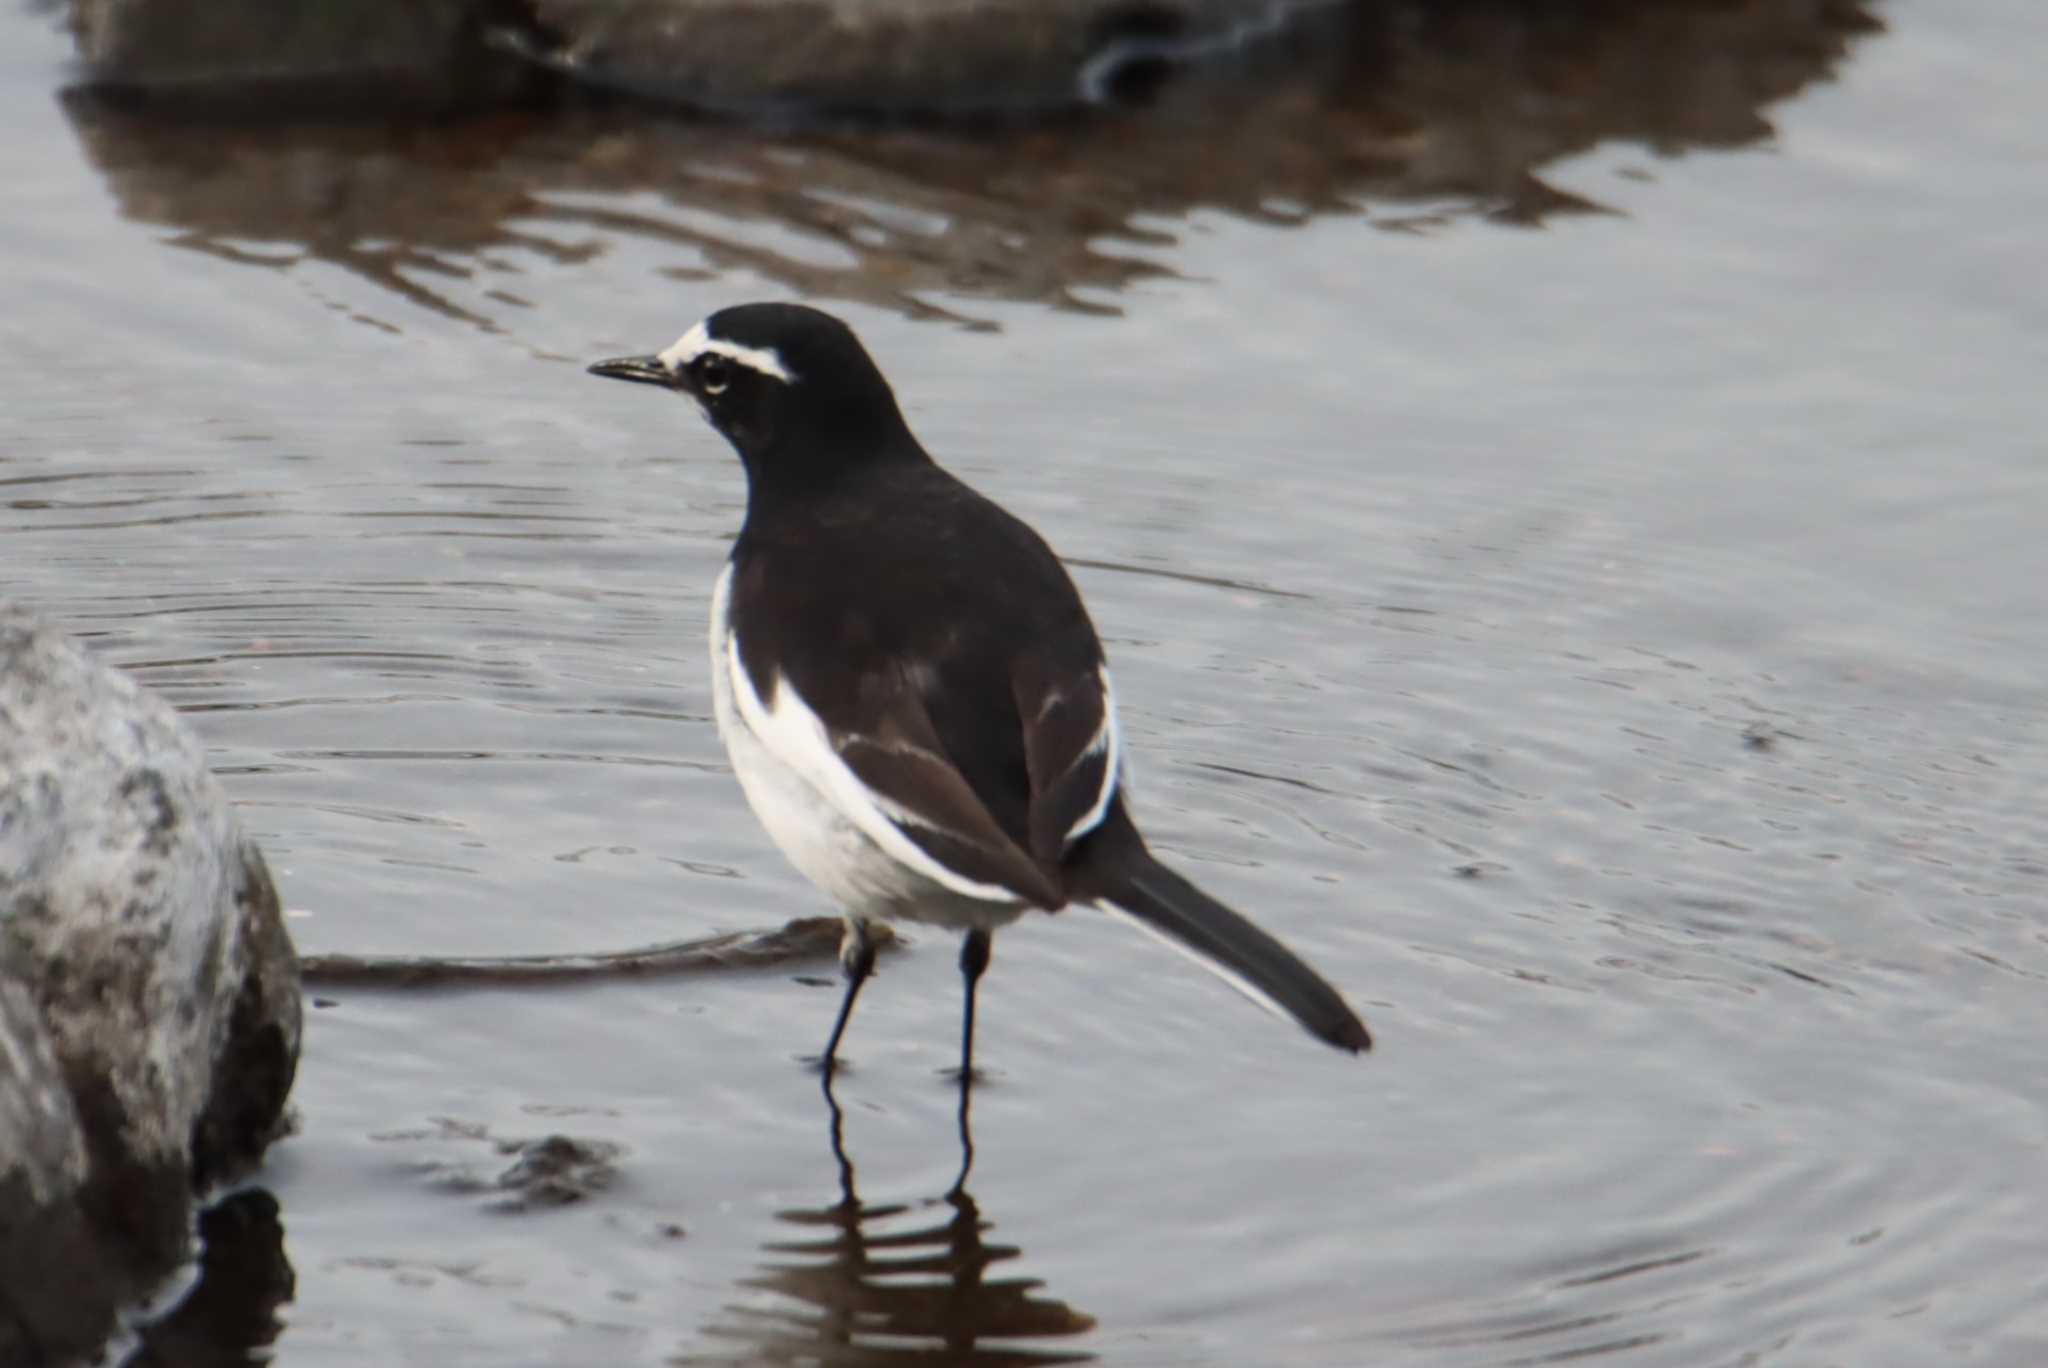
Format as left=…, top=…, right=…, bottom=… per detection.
left=127, top=1188, right=295, bottom=1368
left=688, top=1079, right=1095, bottom=1366
left=58, top=0, right=1881, bottom=328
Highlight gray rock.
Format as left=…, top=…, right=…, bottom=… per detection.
left=0, top=978, right=88, bottom=1211
left=0, top=602, right=301, bottom=1366
left=0, top=976, right=106, bottom=1363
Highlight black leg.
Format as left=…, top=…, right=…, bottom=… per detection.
left=820, top=918, right=877, bottom=1075
left=956, top=929, right=992, bottom=1083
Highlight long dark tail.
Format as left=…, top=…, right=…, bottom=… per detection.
left=1074, top=813, right=1371, bottom=1054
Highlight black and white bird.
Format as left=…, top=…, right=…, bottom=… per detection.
left=589, top=303, right=1370, bottom=1076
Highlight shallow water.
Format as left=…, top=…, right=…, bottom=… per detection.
left=5, top=1, right=2047, bottom=1363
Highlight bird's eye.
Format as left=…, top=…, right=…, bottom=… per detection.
left=696, top=356, right=731, bottom=395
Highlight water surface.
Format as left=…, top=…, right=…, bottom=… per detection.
left=4, top=1, right=2045, bottom=1363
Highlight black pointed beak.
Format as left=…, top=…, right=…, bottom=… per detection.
left=587, top=354, right=682, bottom=390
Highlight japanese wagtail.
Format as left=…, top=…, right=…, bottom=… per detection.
left=589, top=302, right=1370, bottom=1075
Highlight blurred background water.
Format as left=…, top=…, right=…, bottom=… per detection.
left=4, top=0, right=2045, bottom=1362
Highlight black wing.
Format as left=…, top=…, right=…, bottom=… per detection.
left=1013, top=655, right=1120, bottom=869
left=730, top=462, right=1122, bottom=907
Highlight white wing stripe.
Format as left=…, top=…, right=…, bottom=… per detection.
left=1063, top=665, right=1123, bottom=845
left=724, top=632, right=1016, bottom=905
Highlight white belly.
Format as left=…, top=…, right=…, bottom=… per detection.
left=707, top=563, right=1028, bottom=932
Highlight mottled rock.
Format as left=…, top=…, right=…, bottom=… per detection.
left=0, top=601, right=301, bottom=1366
left=0, top=976, right=105, bottom=1363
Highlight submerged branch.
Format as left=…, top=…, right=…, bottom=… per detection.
left=298, top=916, right=893, bottom=988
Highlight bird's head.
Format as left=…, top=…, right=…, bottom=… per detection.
left=588, top=303, right=912, bottom=469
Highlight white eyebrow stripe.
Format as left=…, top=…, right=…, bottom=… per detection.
left=656, top=320, right=794, bottom=383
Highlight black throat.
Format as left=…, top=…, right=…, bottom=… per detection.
left=728, top=391, right=931, bottom=530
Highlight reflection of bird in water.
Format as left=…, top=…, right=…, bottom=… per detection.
left=689, top=1074, right=1095, bottom=1366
